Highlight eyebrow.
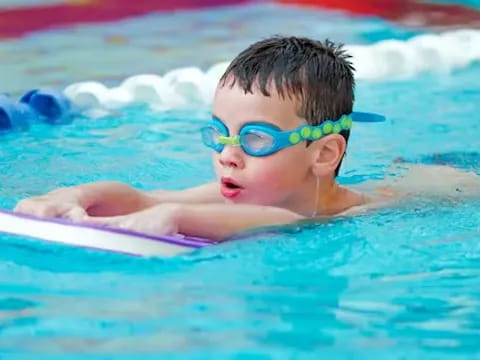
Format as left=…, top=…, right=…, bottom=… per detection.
left=211, top=113, right=281, bottom=129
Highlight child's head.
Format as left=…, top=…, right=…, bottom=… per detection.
left=205, top=36, right=356, bottom=214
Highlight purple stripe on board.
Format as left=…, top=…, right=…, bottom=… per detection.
left=0, top=208, right=214, bottom=248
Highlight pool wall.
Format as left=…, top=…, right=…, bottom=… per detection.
left=1, top=0, right=479, bottom=38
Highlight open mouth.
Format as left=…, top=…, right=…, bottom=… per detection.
left=223, top=181, right=241, bottom=189
left=220, top=177, right=243, bottom=198
left=221, top=177, right=243, bottom=189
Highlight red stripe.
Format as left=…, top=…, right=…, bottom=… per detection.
left=0, top=0, right=253, bottom=38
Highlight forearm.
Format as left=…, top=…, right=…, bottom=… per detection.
left=61, top=181, right=158, bottom=216
left=175, top=203, right=303, bottom=241
left=149, top=182, right=223, bottom=204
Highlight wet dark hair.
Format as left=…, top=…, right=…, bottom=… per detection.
left=219, top=35, right=355, bottom=176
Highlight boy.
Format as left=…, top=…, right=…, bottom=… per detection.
left=13, top=36, right=479, bottom=240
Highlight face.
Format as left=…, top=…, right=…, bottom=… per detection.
left=211, top=82, right=317, bottom=211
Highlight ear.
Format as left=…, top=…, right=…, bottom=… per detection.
left=310, top=134, right=347, bottom=177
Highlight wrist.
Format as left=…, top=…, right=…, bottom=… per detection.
left=49, top=186, right=91, bottom=208
left=76, top=186, right=96, bottom=209
left=165, top=203, right=186, bottom=234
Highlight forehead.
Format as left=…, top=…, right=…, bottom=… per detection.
left=212, top=82, right=304, bottom=131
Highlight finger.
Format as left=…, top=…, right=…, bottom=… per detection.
left=83, top=215, right=125, bottom=227
left=36, top=205, right=62, bottom=218
left=14, top=197, right=46, bottom=211
left=15, top=202, right=57, bottom=218
left=13, top=199, right=35, bottom=213
left=62, top=207, right=88, bottom=222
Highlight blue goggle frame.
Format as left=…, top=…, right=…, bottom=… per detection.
left=201, top=111, right=385, bottom=157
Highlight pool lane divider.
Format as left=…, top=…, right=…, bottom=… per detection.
left=0, top=88, right=73, bottom=131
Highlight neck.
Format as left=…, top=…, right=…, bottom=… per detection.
left=278, top=176, right=340, bottom=217
left=282, top=175, right=366, bottom=217
left=314, top=178, right=343, bottom=216
left=315, top=177, right=368, bottom=216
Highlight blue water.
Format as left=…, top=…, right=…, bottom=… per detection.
left=1, top=64, right=480, bottom=358
left=1, top=3, right=480, bottom=360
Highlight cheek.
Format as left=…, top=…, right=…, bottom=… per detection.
left=248, top=150, right=310, bottom=189
left=251, top=161, right=284, bottom=183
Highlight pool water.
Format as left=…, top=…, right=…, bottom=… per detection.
left=1, top=64, right=479, bottom=358
left=1, top=3, right=480, bottom=360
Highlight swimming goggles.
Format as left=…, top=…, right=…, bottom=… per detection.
left=200, top=111, right=385, bottom=157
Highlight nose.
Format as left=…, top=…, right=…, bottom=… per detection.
left=218, top=145, right=245, bottom=169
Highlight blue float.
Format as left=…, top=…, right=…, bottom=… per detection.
left=0, top=88, right=73, bottom=131
left=20, top=88, right=73, bottom=125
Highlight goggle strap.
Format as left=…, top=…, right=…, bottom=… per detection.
left=287, top=115, right=353, bottom=144
left=351, top=111, right=386, bottom=123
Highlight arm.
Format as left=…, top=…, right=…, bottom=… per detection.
left=14, top=181, right=222, bottom=218
left=176, top=203, right=303, bottom=241
left=78, top=182, right=224, bottom=215
left=88, top=202, right=304, bottom=241
left=76, top=181, right=158, bottom=216
left=14, top=181, right=158, bottom=218
left=149, top=182, right=223, bottom=204
left=85, top=181, right=223, bottom=215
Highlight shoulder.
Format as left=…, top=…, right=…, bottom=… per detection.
left=352, top=163, right=480, bottom=203
left=320, top=186, right=374, bottom=217
left=380, top=164, right=480, bottom=198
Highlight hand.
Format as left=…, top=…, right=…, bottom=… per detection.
left=14, top=187, right=88, bottom=221
left=84, top=203, right=181, bottom=236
